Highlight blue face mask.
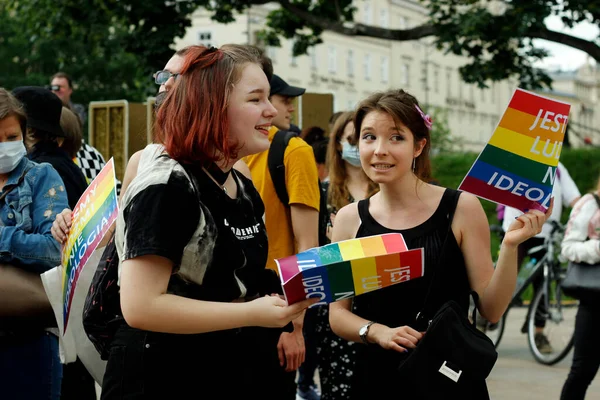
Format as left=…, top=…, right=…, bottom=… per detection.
left=341, top=141, right=361, bottom=167
left=0, top=140, right=26, bottom=174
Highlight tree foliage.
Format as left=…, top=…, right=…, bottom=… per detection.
left=2, top=0, right=598, bottom=103
left=0, top=0, right=197, bottom=104
left=204, top=0, right=600, bottom=90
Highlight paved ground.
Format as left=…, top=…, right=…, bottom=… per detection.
left=96, top=307, right=599, bottom=399
left=487, top=307, right=599, bottom=399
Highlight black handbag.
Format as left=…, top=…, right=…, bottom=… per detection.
left=561, top=193, right=600, bottom=303
left=397, top=192, right=498, bottom=399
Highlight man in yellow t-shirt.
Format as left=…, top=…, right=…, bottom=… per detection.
left=244, top=74, right=320, bottom=399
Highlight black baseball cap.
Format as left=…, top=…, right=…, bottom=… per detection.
left=270, top=74, right=306, bottom=97
left=12, top=86, right=65, bottom=137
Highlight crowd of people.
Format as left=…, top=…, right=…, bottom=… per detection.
left=1, top=42, right=597, bottom=400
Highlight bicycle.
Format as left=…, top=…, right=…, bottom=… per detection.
left=474, top=220, right=577, bottom=365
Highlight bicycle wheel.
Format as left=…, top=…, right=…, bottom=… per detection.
left=475, top=311, right=506, bottom=348
left=526, top=282, right=576, bottom=365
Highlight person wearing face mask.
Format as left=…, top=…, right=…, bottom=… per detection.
left=0, top=88, right=69, bottom=399
left=12, top=87, right=97, bottom=399
left=309, top=111, right=378, bottom=400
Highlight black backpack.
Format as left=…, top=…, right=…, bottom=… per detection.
left=82, top=235, right=123, bottom=360
left=267, top=130, right=329, bottom=246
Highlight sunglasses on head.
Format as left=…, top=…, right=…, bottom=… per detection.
left=153, top=70, right=179, bottom=85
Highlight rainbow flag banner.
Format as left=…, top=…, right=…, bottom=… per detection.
left=276, top=233, right=425, bottom=306
left=458, top=88, right=571, bottom=212
left=61, top=158, right=119, bottom=332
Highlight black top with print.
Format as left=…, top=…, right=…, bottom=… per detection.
left=122, top=164, right=276, bottom=302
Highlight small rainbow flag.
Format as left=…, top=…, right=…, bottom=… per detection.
left=61, top=158, right=119, bottom=332
left=276, top=233, right=424, bottom=306
left=459, top=88, right=571, bottom=212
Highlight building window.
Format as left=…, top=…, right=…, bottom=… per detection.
left=446, top=68, right=452, bottom=96
left=364, top=53, right=372, bottom=81
left=364, top=2, right=373, bottom=24
left=381, top=56, right=389, bottom=83
left=401, top=63, right=409, bottom=86
left=480, top=88, right=485, bottom=102
left=399, top=16, right=407, bottom=29
left=290, top=42, right=297, bottom=67
left=267, top=46, right=277, bottom=64
left=198, top=31, right=213, bottom=47
left=421, top=61, right=428, bottom=91
left=433, top=66, right=440, bottom=93
left=347, top=49, right=354, bottom=77
left=310, top=47, right=318, bottom=70
left=380, top=9, right=389, bottom=28
left=347, top=98, right=355, bottom=110
left=328, top=46, right=337, bottom=73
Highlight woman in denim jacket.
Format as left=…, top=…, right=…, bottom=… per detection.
left=0, top=88, right=69, bottom=399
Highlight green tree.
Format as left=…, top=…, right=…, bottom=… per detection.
left=3, top=0, right=599, bottom=102
left=201, top=0, right=600, bottom=90
left=0, top=0, right=198, bottom=104
left=429, top=107, right=462, bottom=155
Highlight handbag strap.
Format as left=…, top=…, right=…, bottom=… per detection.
left=416, top=189, right=462, bottom=324
left=593, top=193, right=600, bottom=209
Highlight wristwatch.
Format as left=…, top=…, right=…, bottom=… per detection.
left=359, top=321, right=375, bottom=345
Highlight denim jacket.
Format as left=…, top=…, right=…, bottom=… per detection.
left=0, top=157, right=68, bottom=273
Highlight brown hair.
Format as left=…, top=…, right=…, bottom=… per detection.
left=155, top=44, right=273, bottom=166
left=353, top=89, right=431, bottom=182
left=327, top=111, right=378, bottom=211
left=0, top=88, right=27, bottom=134
left=59, top=107, right=82, bottom=158
left=51, top=71, right=73, bottom=88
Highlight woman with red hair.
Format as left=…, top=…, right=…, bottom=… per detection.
left=100, top=45, right=316, bottom=399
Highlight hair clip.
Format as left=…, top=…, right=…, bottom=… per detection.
left=415, top=105, right=433, bottom=131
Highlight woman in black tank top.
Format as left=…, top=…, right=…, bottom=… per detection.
left=328, top=89, right=552, bottom=399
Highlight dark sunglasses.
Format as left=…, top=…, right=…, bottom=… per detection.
left=153, top=70, right=179, bottom=85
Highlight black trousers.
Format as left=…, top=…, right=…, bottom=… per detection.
left=298, top=307, right=321, bottom=391
left=61, top=357, right=97, bottom=400
left=518, top=237, right=547, bottom=328
left=560, top=301, right=600, bottom=400
left=101, top=324, right=295, bottom=399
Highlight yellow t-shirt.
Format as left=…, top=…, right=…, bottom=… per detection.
left=244, top=126, right=320, bottom=272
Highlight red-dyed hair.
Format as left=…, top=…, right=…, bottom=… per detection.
left=155, top=44, right=273, bottom=165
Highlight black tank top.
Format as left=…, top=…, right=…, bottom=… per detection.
left=350, top=188, right=470, bottom=398
left=354, top=188, right=469, bottom=327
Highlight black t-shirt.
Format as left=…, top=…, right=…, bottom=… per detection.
left=121, top=161, right=277, bottom=302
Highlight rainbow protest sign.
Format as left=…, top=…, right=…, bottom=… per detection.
left=458, top=88, right=571, bottom=212
left=61, top=159, right=119, bottom=332
left=276, top=233, right=424, bottom=306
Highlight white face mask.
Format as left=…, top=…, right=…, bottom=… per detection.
left=0, top=140, right=26, bottom=174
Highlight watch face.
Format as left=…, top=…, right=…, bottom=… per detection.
left=359, top=324, right=368, bottom=336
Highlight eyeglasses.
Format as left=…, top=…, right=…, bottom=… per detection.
left=49, top=85, right=62, bottom=91
left=153, top=70, right=179, bottom=85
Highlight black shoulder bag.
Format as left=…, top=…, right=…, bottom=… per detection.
left=396, top=191, right=498, bottom=399
left=561, top=193, right=600, bottom=303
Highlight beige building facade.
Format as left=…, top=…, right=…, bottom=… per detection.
left=174, top=0, right=581, bottom=151
left=537, top=62, right=600, bottom=147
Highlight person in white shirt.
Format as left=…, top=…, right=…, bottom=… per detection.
left=502, top=161, right=580, bottom=352
left=559, top=179, right=600, bottom=400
